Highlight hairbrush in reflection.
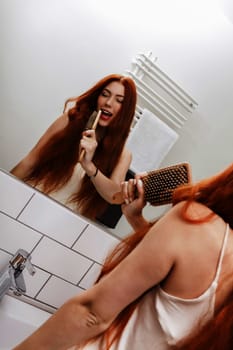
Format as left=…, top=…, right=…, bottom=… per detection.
left=79, top=110, right=102, bottom=162
left=112, top=162, right=192, bottom=206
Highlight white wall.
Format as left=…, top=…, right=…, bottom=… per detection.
left=1, top=0, right=233, bottom=237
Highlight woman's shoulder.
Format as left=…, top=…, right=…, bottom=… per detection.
left=118, top=147, right=132, bottom=164
left=121, top=147, right=132, bottom=160
left=178, top=200, right=213, bottom=218
left=174, top=200, right=210, bottom=211
left=41, top=113, right=68, bottom=135
left=32, top=113, right=69, bottom=152
left=161, top=200, right=214, bottom=224
left=52, top=112, right=69, bottom=129
left=151, top=201, right=219, bottom=246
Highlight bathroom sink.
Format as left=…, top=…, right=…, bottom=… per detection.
left=0, top=295, right=51, bottom=350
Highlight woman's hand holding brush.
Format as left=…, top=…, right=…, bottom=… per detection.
left=79, top=110, right=102, bottom=162
left=121, top=176, right=151, bottom=231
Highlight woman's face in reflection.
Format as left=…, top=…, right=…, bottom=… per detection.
left=97, top=81, right=125, bottom=127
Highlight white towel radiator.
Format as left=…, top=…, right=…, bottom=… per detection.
left=126, top=52, right=198, bottom=131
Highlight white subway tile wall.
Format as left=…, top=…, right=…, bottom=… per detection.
left=0, top=170, right=35, bottom=217
left=23, top=267, right=50, bottom=299
left=79, top=263, right=102, bottom=290
left=18, top=193, right=88, bottom=247
left=73, top=224, right=120, bottom=264
left=31, top=237, right=93, bottom=284
left=0, top=170, right=120, bottom=311
left=0, top=250, right=12, bottom=266
left=0, top=213, right=42, bottom=252
left=36, top=275, right=84, bottom=309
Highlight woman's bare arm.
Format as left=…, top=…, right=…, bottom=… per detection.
left=82, top=146, right=132, bottom=203
left=10, top=114, right=68, bottom=179
left=13, top=206, right=182, bottom=350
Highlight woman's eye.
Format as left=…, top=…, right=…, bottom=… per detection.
left=117, top=98, right=124, bottom=104
left=101, top=90, right=109, bottom=97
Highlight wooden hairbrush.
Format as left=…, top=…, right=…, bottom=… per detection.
left=112, top=162, right=192, bottom=206
left=79, top=110, right=102, bottom=162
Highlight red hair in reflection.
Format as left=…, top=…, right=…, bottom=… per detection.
left=23, top=74, right=137, bottom=219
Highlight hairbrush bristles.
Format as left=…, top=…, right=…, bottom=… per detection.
left=84, top=111, right=98, bottom=130
left=142, top=163, right=191, bottom=206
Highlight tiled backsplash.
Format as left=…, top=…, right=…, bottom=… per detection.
left=0, top=169, right=120, bottom=312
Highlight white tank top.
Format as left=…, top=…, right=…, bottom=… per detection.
left=155, top=222, right=230, bottom=345
left=71, top=223, right=230, bottom=350
left=37, top=163, right=85, bottom=213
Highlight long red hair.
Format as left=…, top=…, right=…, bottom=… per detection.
left=84, top=163, right=233, bottom=349
left=23, top=74, right=137, bottom=219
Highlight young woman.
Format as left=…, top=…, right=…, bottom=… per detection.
left=10, top=74, right=137, bottom=220
left=13, top=163, right=233, bottom=350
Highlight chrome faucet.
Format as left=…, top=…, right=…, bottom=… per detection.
left=0, top=249, right=36, bottom=300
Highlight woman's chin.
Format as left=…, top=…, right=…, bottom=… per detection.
left=98, top=119, right=112, bottom=127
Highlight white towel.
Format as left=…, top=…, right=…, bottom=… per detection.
left=126, top=108, right=179, bottom=173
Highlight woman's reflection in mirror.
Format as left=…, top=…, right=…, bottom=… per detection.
left=10, top=74, right=137, bottom=220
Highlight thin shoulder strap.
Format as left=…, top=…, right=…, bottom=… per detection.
left=215, top=223, right=230, bottom=282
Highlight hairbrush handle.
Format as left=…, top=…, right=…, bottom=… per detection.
left=79, top=149, right=86, bottom=163
left=91, top=109, right=102, bottom=130
left=79, top=110, right=102, bottom=162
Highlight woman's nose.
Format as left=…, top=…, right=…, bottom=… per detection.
left=105, top=96, right=114, bottom=106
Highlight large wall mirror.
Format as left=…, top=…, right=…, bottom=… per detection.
left=1, top=0, right=233, bottom=238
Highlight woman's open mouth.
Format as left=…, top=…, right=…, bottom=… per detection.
left=100, top=109, right=112, bottom=121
